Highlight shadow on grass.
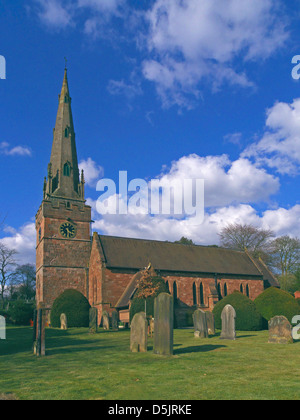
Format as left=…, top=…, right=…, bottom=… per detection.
left=174, top=344, right=227, bottom=355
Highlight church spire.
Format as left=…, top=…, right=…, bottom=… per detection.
left=45, top=68, right=85, bottom=201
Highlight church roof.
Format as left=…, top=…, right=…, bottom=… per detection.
left=98, top=235, right=264, bottom=278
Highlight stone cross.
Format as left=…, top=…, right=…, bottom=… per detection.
left=193, top=309, right=208, bottom=338
left=206, top=311, right=215, bottom=335
left=130, top=312, right=148, bottom=353
left=268, top=316, right=293, bottom=344
left=60, top=313, right=68, bottom=330
left=153, top=293, right=173, bottom=356
left=89, top=308, right=98, bottom=334
left=220, top=304, right=236, bottom=340
left=102, top=311, right=110, bottom=330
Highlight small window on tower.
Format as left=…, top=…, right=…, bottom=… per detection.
left=63, top=163, right=71, bottom=177
left=64, top=96, right=68, bottom=103
left=65, top=127, right=69, bottom=137
left=38, top=228, right=41, bottom=242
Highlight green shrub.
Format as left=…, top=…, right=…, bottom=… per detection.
left=130, top=276, right=169, bottom=322
left=50, top=290, right=91, bottom=328
left=0, top=310, right=10, bottom=324
left=213, top=291, right=263, bottom=331
left=9, top=301, right=35, bottom=326
left=254, top=287, right=300, bottom=324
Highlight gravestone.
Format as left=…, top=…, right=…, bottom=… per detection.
left=154, top=293, right=173, bottom=356
left=268, top=316, right=293, bottom=344
left=0, top=315, right=6, bottom=340
left=60, top=313, right=67, bottom=330
left=130, top=312, right=148, bottom=353
left=193, top=309, right=208, bottom=338
left=220, top=304, right=236, bottom=340
left=111, top=310, right=119, bottom=331
left=102, top=311, right=110, bottom=330
left=34, top=303, right=46, bottom=356
left=206, top=311, right=215, bottom=335
left=89, top=308, right=98, bottom=334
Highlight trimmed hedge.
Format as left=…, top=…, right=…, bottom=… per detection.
left=9, top=301, right=35, bottom=326
left=50, top=289, right=91, bottom=328
left=129, top=276, right=169, bottom=322
left=254, top=287, right=300, bottom=324
left=213, top=291, right=263, bottom=331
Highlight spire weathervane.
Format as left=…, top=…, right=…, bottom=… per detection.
left=64, top=57, right=68, bottom=70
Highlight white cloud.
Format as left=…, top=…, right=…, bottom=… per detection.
left=35, top=0, right=73, bottom=28
left=79, top=157, right=104, bottom=187
left=156, top=154, right=279, bottom=208
left=0, top=142, right=32, bottom=157
left=141, top=0, right=288, bottom=108
left=243, top=98, right=300, bottom=175
left=0, top=223, right=36, bottom=265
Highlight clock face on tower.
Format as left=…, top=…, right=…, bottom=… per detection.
left=59, top=222, right=77, bottom=239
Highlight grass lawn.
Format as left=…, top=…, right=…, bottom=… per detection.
left=0, top=326, right=299, bottom=400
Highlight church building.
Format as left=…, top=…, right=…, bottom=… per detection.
left=35, top=70, right=279, bottom=326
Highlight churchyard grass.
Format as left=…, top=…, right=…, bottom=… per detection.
left=0, top=326, right=299, bottom=400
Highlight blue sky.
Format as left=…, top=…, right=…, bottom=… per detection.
left=0, top=0, right=300, bottom=264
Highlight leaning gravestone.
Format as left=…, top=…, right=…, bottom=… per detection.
left=130, top=312, right=148, bottom=353
left=220, top=304, right=236, bottom=340
left=268, top=316, right=293, bottom=344
left=154, top=293, right=173, bottom=356
left=60, top=313, right=67, bottom=330
left=111, top=310, right=119, bottom=331
left=89, top=308, right=98, bottom=334
left=102, top=311, right=110, bottom=330
left=206, top=311, right=215, bottom=335
left=193, top=309, right=208, bottom=338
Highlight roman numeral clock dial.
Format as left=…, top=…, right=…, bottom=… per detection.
left=59, top=222, right=77, bottom=239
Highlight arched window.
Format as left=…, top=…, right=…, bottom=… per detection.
left=65, top=127, right=69, bottom=138
left=224, top=283, right=228, bottom=297
left=192, top=283, right=197, bottom=305
left=240, top=284, right=243, bottom=294
left=165, top=281, right=170, bottom=293
left=217, top=283, right=222, bottom=300
left=200, top=282, right=204, bottom=305
left=63, top=162, right=71, bottom=177
left=246, top=284, right=250, bottom=298
left=173, top=282, right=178, bottom=304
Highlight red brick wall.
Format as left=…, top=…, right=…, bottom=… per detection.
left=36, top=198, right=91, bottom=308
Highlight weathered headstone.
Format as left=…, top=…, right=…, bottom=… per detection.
left=60, top=313, right=67, bottom=330
left=220, top=304, right=236, bottom=340
left=89, top=308, right=98, bottom=334
left=102, top=311, right=110, bottom=330
left=148, top=317, right=154, bottom=338
left=111, top=310, right=119, bottom=331
left=268, top=316, right=293, bottom=344
left=154, top=293, right=173, bottom=356
left=34, top=303, right=46, bottom=356
left=0, top=315, right=6, bottom=340
left=193, top=309, right=208, bottom=338
left=130, top=312, right=148, bottom=353
left=206, top=311, right=215, bottom=335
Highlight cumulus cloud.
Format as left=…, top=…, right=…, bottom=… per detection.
left=0, top=223, right=36, bottom=265
left=141, top=0, right=288, bottom=108
left=79, top=157, right=104, bottom=187
left=0, top=142, right=32, bottom=157
left=243, top=98, right=300, bottom=175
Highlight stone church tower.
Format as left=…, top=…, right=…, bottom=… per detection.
left=35, top=69, right=92, bottom=308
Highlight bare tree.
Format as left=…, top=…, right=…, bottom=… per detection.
left=219, top=223, right=274, bottom=259
left=11, top=264, right=36, bottom=301
left=0, top=244, right=17, bottom=308
left=269, top=235, right=300, bottom=277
